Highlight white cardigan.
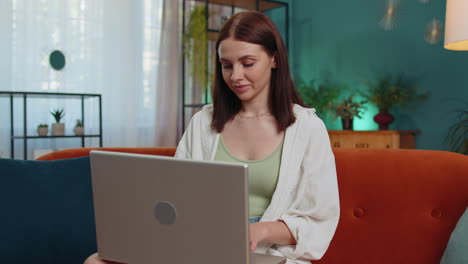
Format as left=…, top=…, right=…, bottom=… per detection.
left=175, top=104, right=340, bottom=264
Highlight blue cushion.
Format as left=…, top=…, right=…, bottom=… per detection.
left=441, top=207, right=468, bottom=264
left=0, top=157, right=97, bottom=264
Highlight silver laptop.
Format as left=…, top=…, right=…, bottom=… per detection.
left=90, top=150, right=286, bottom=264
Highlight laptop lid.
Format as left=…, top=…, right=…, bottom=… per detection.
left=90, top=150, right=250, bottom=264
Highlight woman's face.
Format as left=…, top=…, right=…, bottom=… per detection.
left=218, top=37, right=276, bottom=103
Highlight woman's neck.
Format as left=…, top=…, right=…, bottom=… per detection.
left=240, top=95, right=270, bottom=115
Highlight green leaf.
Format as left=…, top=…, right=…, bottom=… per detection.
left=183, top=6, right=209, bottom=93
left=445, top=108, right=468, bottom=155
left=362, top=72, right=429, bottom=111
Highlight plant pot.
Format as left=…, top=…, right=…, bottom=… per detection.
left=74, top=126, right=84, bottom=136
left=51, top=123, right=65, bottom=136
left=37, top=127, right=48, bottom=136
left=341, top=118, right=353, bottom=130
left=374, top=110, right=394, bottom=130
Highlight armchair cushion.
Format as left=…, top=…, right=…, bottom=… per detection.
left=0, top=157, right=96, bottom=264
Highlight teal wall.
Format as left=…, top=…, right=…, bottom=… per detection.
left=270, top=0, right=468, bottom=150
left=264, top=5, right=288, bottom=48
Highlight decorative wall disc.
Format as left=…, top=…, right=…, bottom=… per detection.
left=49, top=50, right=66, bottom=71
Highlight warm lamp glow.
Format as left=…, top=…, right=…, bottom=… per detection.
left=444, top=0, right=468, bottom=50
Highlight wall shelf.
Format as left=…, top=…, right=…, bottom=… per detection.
left=12, top=135, right=101, bottom=139
left=0, top=91, right=103, bottom=159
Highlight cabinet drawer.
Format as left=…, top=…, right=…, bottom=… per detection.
left=328, top=130, right=419, bottom=149
left=329, top=133, right=399, bottom=149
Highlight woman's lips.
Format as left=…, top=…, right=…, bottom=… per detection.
left=233, top=85, right=249, bottom=93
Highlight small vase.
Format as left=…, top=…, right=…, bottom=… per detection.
left=341, top=117, right=354, bottom=130
left=74, top=126, right=84, bottom=136
left=374, top=110, right=394, bottom=130
left=37, top=127, right=48, bottom=137
left=51, top=123, right=65, bottom=136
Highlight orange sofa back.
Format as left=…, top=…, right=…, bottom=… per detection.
left=36, top=147, right=176, bottom=160
left=37, top=147, right=468, bottom=264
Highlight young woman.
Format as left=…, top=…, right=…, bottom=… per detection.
left=85, top=10, right=339, bottom=264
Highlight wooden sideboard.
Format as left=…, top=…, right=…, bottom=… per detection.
left=327, top=130, right=421, bottom=149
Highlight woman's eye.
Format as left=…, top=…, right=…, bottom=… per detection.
left=222, top=64, right=232, bottom=69
left=243, top=63, right=254, bottom=67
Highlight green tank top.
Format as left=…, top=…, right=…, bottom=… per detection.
left=214, top=136, right=284, bottom=218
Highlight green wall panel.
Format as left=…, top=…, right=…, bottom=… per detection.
left=284, top=0, right=467, bottom=150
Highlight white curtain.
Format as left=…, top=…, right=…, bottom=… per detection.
left=154, top=0, right=182, bottom=147
left=0, top=0, right=181, bottom=159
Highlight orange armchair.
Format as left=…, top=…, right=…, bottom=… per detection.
left=36, top=147, right=468, bottom=264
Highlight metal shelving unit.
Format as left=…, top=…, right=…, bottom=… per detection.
left=0, top=91, right=103, bottom=159
left=181, top=0, right=289, bottom=131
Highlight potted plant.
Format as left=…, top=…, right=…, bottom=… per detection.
left=363, top=73, right=429, bottom=130
left=445, top=108, right=467, bottom=155
left=50, top=108, right=65, bottom=136
left=331, top=96, right=367, bottom=130
left=297, top=79, right=341, bottom=117
left=74, top=119, right=84, bottom=136
left=183, top=6, right=209, bottom=94
left=37, top=123, right=49, bottom=136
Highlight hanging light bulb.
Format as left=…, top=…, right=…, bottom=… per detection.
left=425, top=18, right=443, bottom=44
left=379, top=0, right=398, bottom=31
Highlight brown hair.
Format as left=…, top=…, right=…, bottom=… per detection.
left=211, top=10, right=305, bottom=133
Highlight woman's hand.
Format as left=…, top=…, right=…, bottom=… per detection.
left=83, top=253, right=120, bottom=264
left=249, top=222, right=268, bottom=252
left=249, top=221, right=297, bottom=252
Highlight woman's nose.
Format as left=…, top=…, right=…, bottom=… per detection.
left=230, top=65, right=243, bottom=81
